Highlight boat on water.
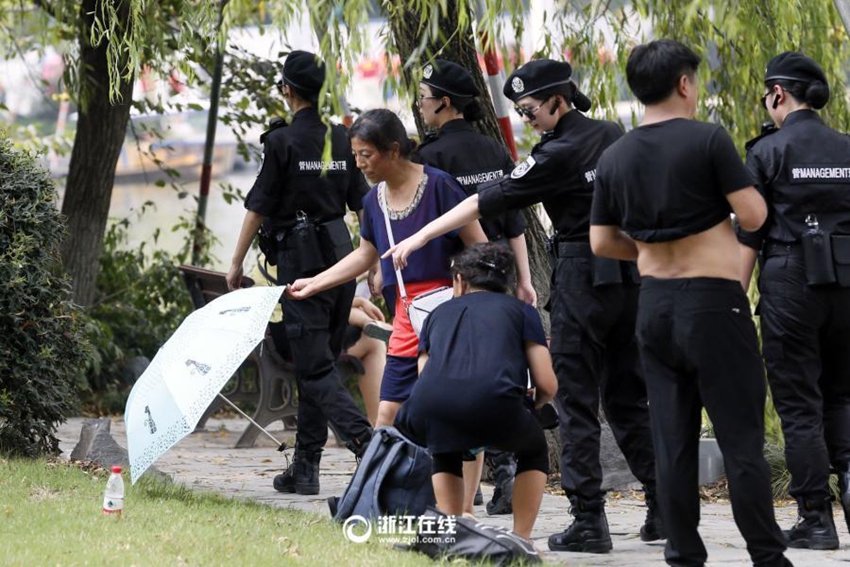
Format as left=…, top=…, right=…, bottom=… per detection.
left=46, top=106, right=252, bottom=183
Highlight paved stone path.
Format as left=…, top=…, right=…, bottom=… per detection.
left=57, top=417, right=850, bottom=566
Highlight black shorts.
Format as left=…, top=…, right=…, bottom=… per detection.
left=342, top=324, right=362, bottom=351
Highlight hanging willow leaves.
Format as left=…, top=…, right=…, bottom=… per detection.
left=1, top=0, right=847, bottom=304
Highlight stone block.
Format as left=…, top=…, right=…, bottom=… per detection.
left=699, top=438, right=725, bottom=485
left=70, top=417, right=168, bottom=482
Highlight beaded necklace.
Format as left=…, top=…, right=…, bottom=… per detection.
left=379, top=173, right=428, bottom=220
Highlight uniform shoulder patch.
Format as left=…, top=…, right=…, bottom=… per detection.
left=418, top=132, right=439, bottom=148
left=510, top=156, right=536, bottom=179
left=744, top=122, right=777, bottom=152
left=259, top=117, right=288, bottom=144
left=412, top=133, right=439, bottom=164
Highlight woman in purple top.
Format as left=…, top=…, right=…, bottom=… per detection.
left=288, top=108, right=487, bottom=429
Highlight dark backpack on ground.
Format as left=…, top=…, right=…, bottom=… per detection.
left=329, top=426, right=435, bottom=521
left=407, top=506, right=541, bottom=565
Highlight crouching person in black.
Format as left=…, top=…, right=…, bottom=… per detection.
left=589, top=40, right=791, bottom=567
left=395, top=243, right=557, bottom=541
left=226, top=50, right=373, bottom=495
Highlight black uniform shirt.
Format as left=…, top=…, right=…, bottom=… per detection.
left=245, top=108, right=368, bottom=230
left=415, top=119, right=525, bottom=241
left=591, top=119, right=751, bottom=243
left=477, top=110, right=622, bottom=241
left=738, top=110, right=850, bottom=250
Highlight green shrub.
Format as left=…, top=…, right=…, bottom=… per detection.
left=0, top=139, right=88, bottom=456
left=80, top=214, right=193, bottom=413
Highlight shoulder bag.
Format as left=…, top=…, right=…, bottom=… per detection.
left=379, top=182, right=453, bottom=337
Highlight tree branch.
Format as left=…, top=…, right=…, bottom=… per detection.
left=696, top=8, right=764, bottom=85
left=0, top=19, right=59, bottom=112
left=32, top=0, right=56, bottom=19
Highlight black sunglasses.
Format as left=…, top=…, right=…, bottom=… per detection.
left=514, top=98, right=549, bottom=120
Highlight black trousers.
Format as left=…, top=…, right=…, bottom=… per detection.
left=548, top=255, right=656, bottom=504
left=280, top=280, right=372, bottom=453
left=760, top=253, right=850, bottom=501
left=637, top=277, right=786, bottom=567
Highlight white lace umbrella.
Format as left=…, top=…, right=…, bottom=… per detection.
left=125, top=285, right=285, bottom=484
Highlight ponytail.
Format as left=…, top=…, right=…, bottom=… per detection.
left=769, top=79, right=831, bottom=110
left=402, top=137, right=417, bottom=156
left=536, top=81, right=593, bottom=112
left=805, top=80, right=830, bottom=110
left=429, top=86, right=484, bottom=123
left=571, top=90, right=592, bottom=112
left=461, top=99, right=484, bottom=122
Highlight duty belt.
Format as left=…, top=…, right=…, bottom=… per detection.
left=764, top=241, right=802, bottom=259
left=278, top=216, right=346, bottom=244
left=552, top=241, right=593, bottom=258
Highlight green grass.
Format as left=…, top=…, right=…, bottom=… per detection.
left=0, top=458, right=440, bottom=566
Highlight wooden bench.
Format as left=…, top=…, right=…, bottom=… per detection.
left=179, top=264, right=363, bottom=448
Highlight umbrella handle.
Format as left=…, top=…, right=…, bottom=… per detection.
left=216, top=393, right=285, bottom=449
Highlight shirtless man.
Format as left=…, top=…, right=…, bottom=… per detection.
left=589, top=39, right=791, bottom=567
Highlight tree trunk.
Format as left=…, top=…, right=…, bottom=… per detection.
left=60, top=0, right=134, bottom=306
left=387, top=0, right=552, bottom=323
left=836, top=0, right=850, bottom=37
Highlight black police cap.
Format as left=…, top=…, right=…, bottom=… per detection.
left=765, top=52, right=828, bottom=86
left=503, top=59, right=573, bottom=102
left=282, top=50, right=326, bottom=95
left=503, top=59, right=592, bottom=111
left=421, top=59, right=480, bottom=98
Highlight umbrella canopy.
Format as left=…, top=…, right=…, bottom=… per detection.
left=125, top=285, right=285, bottom=484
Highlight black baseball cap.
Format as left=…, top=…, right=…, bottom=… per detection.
left=421, top=59, right=480, bottom=97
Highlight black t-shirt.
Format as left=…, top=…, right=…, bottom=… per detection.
left=415, top=119, right=524, bottom=241
left=477, top=111, right=623, bottom=241
left=244, top=108, right=368, bottom=230
left=400, top=291, right=547, bottom=453
left=417, top=291, right=547, bottom=398
left=591, top=118, right=752, bottom=243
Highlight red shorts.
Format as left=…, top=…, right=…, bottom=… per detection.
left=388, top=279, right=452, bottom=358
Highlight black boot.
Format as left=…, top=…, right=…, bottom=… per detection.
left=784, top=497, right=839, bottom=550
left=839, top=463, right=850, bottom=534
left=486, top=453, right=516, bottom=515
left=273, top=448, right=321, bottom=495
left=640, top=487, right=666, bottom=542
left=474, top=485, right=484, bottom=506
left=345, top=430, right=373, bottom=461
left=548, top=500, right=613, bottom=553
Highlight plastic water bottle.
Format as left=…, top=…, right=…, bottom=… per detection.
left=102, top=465, right=124, bottom=516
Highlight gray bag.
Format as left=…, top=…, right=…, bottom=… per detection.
left=329, top=426, right=435, bottom=522
left=407, top=506, right=541, bottom=565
